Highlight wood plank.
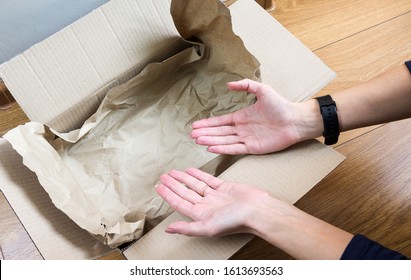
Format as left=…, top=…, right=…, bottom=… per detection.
left=314, top=12, right=411, bottom=93
left=313, top=12, right=411, bottom=147
left=0, top=83, right=12, bottom=110
left=399, top=244, right=411, bottom=257
left=0, top=191, right=42, bottom=260
left=272, top=0, right=411, bottom=51
left=0, top=105, right=29, bottom=136
left=306, top=119, right=411, bottom=252
left=96, top=249, right=126, bottom=260
left=0, top=82, right=29, bottom=136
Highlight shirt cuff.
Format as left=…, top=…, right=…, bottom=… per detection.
left=340, top=234, right=408, bottom=260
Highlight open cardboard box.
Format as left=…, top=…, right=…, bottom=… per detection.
left=0, top=0, right=344, bottom=259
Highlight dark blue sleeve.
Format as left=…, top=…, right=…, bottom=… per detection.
left=340, top=234, right=409, bottom=260
left=406, top=60, right=411, bottom=74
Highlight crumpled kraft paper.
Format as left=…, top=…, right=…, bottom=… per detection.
left=4, top=0, right=260, bottom=247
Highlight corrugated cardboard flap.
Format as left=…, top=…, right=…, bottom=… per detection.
left=0, top=0, right=186, bottom=132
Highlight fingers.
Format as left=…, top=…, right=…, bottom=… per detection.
left=191, top=125, right=236, bottom=139
left=170, top=168, right=223, bottom=191
left=191, top=113, right=235, bottom=129
left=207, top=144, right=248, bottom=155
left=158, top=169, right=230, bottom=237
left=166, top=170, right=211, bottom=196
left=191, top=79, right=268, bottom=131
left=195, top=135, right=240, bottom=146
left=159, top=173, right=202, bottom=204
left=159, top=168, right=223, bottom=203
left=185, top=168, right=224, bottom=189
left=155, top=184, right=194, bottom=218
left=191, top=124, right=244, bottom=154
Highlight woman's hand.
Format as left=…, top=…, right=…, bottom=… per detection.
left=156, top=167, right=272, bottom=237
left=156, top=167, right=353, bottom=259
left=190, top=79, right=322, bottom=155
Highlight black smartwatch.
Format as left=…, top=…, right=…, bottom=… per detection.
left=315, top=95, right=340, bottom=145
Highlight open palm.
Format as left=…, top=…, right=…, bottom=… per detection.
left=191, top=79, right=301, bottom=155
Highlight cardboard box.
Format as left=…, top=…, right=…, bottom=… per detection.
left=0, top=0, right=344, bottom=259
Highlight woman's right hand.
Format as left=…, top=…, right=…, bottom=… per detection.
left=190, top=79, right=322, bottom=155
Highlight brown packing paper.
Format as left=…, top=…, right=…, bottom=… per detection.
left=0, top=139, right=113, bottom=259
left=4, top=0, right=260, bottom=247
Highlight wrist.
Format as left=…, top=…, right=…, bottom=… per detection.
left=291, top=99, right=324, bottom=142
left=245, top=195, right=353, bottom=259
left=245, top=195, right=292, bottom=238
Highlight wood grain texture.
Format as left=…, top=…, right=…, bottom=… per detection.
left=272, top=0, right=411, bottom=51
left=0, top=82, right=12, bottom=110
left=0, top=191, right=42, bottom=260
left=314, top=12, right=411, bottom=93
left=312, top=12, right=411, bottom=147
left=0, top=82, right=29, bottom=136
left=309, top=120, right=411, bottom=252
left=96, top=249, right=126, bottom=260
left=0, top=105, right=29, bottom=136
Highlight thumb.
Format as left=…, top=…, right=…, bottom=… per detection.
left=227, top=79, right=267, bottom=99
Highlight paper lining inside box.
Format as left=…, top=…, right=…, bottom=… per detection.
left=4, top=0, right=262, bottom=248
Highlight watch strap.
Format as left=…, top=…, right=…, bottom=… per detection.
left=315, top=95, right=340, bottom=145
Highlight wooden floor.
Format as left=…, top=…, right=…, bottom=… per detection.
left=1, top=0, right=411, bottom=260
